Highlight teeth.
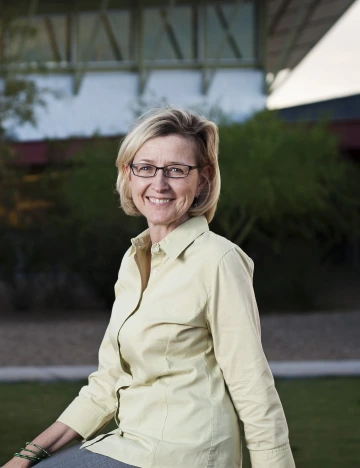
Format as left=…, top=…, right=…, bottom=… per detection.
left=149, top=197, right=171, bottom=204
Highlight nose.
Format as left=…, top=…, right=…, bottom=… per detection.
left=152, top=168, right=170, bottom=192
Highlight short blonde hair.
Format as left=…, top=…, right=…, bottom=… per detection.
left=116, top=107, right=220, bottom=223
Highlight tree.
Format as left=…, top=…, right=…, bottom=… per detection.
left=215, top=110, right=360, bottom=254
left=0, top=2, right=47, bottom=226
left=0, top=1, right=47, bottom=139
left=50, top=138, right=146, bottom=307
left=0, top=4, right=53, bottom=310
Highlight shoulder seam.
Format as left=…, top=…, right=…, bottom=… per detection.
left=216, top=245, right=238, bottom=267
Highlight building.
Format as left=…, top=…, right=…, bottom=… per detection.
left=0, top=0, right=356, bottom=141
left=279, top=93, right=360, bottom=161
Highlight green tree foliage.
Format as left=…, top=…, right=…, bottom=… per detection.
left=0, top=4, right=50, bottom=295
left=0, top=2, right=47, bottom=225
left=0, top=2, right=46, bottom=139
left=50, top=138, right=146, bottom=307
left=215, top=110, right=360, bottom=254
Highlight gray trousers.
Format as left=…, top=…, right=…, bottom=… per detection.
left=36, top=445, right=138, bottom=468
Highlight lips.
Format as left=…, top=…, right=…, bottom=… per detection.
left=147, top=197, right=173, bottom=205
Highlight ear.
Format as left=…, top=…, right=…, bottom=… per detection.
left=196, top=165, right=212, bottom=196
left=125, top=164, right=132, bottom=181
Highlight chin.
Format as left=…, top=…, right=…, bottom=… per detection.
left=145, top=207, right=183, bottom=225
left=147, top=214, right=175, bottom=225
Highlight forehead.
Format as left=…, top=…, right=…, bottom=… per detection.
left=134, top=134, right=197, bottom=162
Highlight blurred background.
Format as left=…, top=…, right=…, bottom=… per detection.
left=0, top=1, right=359, bottom=466
left=1, top=0, right=359, bottom=312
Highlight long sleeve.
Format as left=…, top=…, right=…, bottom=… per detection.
left=57, top=322, right=120, bottom=439
left=206, top=247, right=296, bottom=468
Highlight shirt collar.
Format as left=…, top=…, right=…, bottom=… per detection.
left=130, top=215, right=209, bottom=260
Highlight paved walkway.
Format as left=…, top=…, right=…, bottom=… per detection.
left=0, top=310, right=359, bottom=379
left=1, top=360, right=360, bottom=382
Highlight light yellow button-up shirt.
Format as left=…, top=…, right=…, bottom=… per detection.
left=58, top=215, right=295, bottom=468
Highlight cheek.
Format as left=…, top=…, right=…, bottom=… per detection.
left=184, top=178, right=199, bottom=196
left=130, top=178, right=147, bottom=194
left=176, top=184, right=197, bottom=206
left=177, top=182, right=194, bottom=198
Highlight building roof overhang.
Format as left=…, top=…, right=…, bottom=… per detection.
left=0, top=0, right=356, bottom=95
left=266, top=0, right=356, bottom=90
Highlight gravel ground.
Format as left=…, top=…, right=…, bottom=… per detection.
left=0, top=310, right=359, bottom=366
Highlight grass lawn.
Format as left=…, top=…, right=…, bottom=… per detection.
left=0, top=378, right=359, bottom=467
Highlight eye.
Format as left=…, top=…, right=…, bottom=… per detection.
left=138, top=164, right=152, bottom=171
left=168, top=165, right=186, bottom=175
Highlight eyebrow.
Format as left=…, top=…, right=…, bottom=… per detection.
left=135, top=158, right=188, bottom=165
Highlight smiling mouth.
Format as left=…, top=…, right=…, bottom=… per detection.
left=147, top=197, right=173, bottom=205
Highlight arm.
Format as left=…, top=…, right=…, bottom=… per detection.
left=3, top=259, right=129, bottom=468
left=57, top=255, right=132, bottom=439
left=2, top=421, right=80, bottom=468
left=206, top=247, right=296, bottom=468
left=2, top=322, right=120, bottom=468
left=56, top=323, right=121, bottom=439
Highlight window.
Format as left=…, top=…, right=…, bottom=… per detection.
left=206, top=2, right=255, bottom=61
left=143, top=6, right=193, bottom=61
left=6, top=15, right=67, bottom=63
left=78, top=10, right=130, bottom=63
left=2, top=1, right=256, bottom=67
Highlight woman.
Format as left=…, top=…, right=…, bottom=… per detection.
left=4, top=108, right=295, bottom=468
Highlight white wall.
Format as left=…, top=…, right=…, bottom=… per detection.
left=267, top=0, right=360, bottom=108
left=10, top=68, right=266, bottom=141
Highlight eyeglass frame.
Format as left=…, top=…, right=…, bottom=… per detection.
left=129, top=163, right=202, bottom=178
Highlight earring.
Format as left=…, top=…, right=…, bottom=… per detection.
left=192, top=197, right=199, bottom=207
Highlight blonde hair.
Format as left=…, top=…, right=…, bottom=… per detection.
left=116, top=107, right=220, bottom=223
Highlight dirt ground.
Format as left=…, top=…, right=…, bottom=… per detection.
left=0, top=309, right=359, bottom=366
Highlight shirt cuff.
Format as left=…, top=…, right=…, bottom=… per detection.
left=57, top=396, right=114, bottom=440
left=249, top=442, right=296, bottom=468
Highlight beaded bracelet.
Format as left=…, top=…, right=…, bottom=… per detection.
left=26, top=442, right=51, bottom=458
left=14, top=453, right=43, bottom=463
left=20, top=448, right=43, bottom=457
left=14, top=442, right=50, bottom=465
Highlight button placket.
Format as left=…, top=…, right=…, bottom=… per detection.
left=151, top=258, right=162, bottom=275
left=150, top=244, right=164, bottom=276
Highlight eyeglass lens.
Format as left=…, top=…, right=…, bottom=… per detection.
left=132, top=164, right=190, bottom=178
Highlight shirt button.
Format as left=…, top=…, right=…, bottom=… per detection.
left=153, top=244, right=160, bottom=253
left=152, top=268, right=158, bottom=274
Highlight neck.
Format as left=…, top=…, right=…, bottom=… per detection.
left=148, top=214, right=190, bottom=244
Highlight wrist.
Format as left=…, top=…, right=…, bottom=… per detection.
left=11, top=457, right=33, bottom=468
left=13, top=442, right=51, bottom=466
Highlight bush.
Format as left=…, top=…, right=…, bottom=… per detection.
left=1, top=110, right=359, bottom=310
left=49, top=138, right=146, bottom=308
left=214, top=110, right=360, bottom=247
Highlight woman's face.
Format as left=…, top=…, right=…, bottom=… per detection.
left=127, top=134, right=208, bottom=234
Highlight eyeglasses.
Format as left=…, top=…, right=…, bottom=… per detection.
left=130, top=163, right=200, bottom=178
